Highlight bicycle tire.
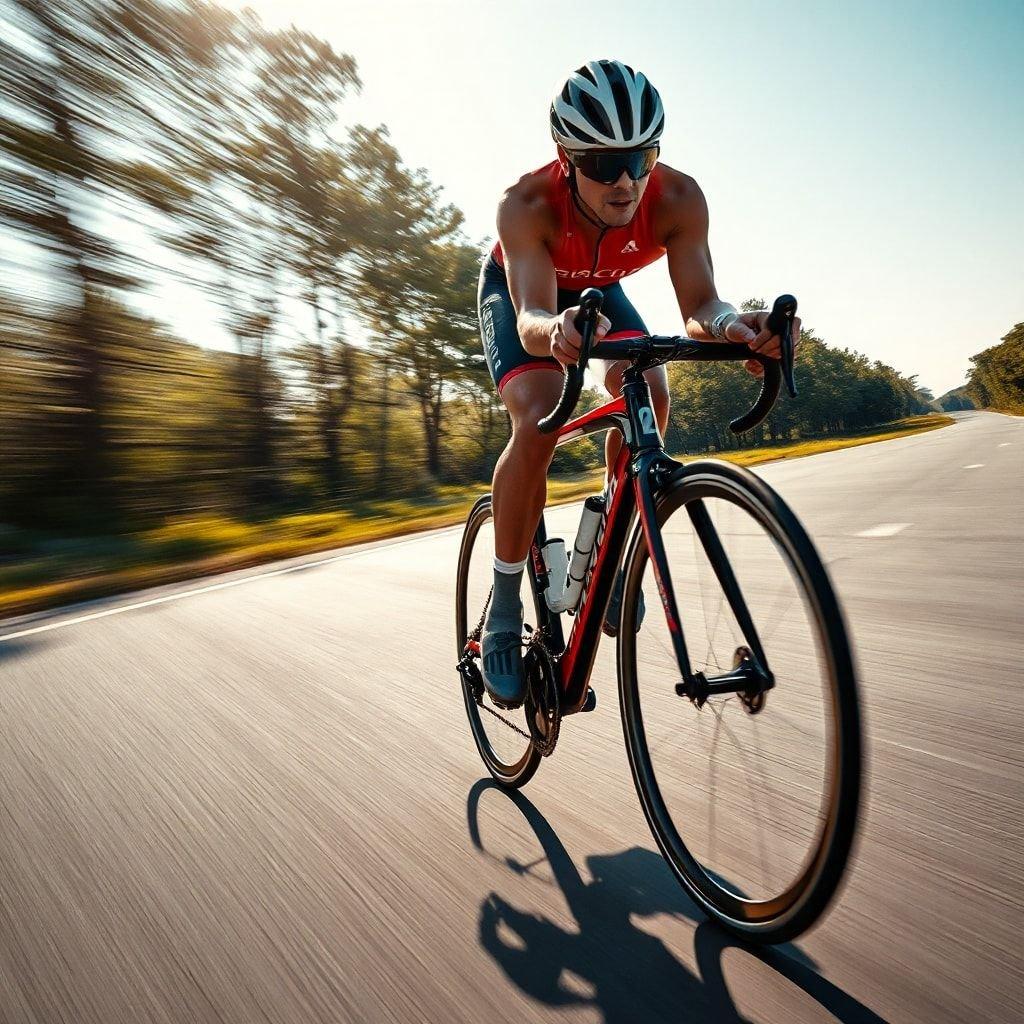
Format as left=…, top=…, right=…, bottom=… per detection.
left=456, top=494, right=543, bottom=788
left=617, top=460, right=862, bottom=944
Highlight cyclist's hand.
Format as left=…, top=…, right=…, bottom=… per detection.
left=725, top=311, right=802, bottom=377
left=550, top=307, right=611, bottom=366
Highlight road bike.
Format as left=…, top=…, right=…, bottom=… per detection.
left=456, top=291, right=862, bottom=943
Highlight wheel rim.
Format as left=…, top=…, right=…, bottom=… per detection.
left=620, top=469, right=859, bottom=934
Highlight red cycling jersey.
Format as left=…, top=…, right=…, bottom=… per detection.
left=491, top=160, right=667, bottom=289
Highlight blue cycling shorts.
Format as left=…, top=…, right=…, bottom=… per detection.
left=477, top=254, right=649, bottom=395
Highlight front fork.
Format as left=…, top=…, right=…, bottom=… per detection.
left=633, top=451, right=774, bottom=712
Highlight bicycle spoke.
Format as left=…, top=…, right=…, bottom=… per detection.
left=695, top=528, right=727, bottom=673
left=712, top=703, right=779, bottom=895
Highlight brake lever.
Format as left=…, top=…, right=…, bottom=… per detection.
left=573, top=288, right=603, bottom=367
left=765, top=294, right=798, bottom=398
left=728, top=293, right=798, bottom=434
left=537, top=287, right=604, bottom=435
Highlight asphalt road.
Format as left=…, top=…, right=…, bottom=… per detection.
left=1, top=410, right=1021, bottom=1024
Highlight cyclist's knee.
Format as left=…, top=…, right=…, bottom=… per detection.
left=510, top=417, right=558, bottom=462
left=603, top=360, right=628, bottom=397
left=502, top=371, right=563, bottom=459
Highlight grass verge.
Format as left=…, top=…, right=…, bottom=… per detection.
left=0, top=413, right=953, bottom=621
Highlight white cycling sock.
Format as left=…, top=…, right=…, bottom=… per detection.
left=493, top=555, right=528, bottom=575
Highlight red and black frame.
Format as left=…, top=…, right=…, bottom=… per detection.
left=522, top=289, right=799, bottom=715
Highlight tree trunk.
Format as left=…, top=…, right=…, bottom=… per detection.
left=378, top=356, right=390, bottom=497
left=36, top=42, right=115, bottom=522
left=419, top=386, right=443, bottom=478
left=310, top=286, right=340, bottom=496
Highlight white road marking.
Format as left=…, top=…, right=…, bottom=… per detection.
left=998, top=443, right=1011, bottom=447
left=963, top=463, right=984, bottom=469
left=0, top=529, right=457, bottom=644
left=856, top=523, right=911, bottom=537
left=880, top=739, right=989, bottom=773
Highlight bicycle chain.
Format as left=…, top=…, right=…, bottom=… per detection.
left=476, top=695, right=535, bottom=742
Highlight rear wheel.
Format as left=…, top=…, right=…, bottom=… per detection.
left=618, top=461, right=861, bottom=943
left=456, top=495, right=543, bottom=788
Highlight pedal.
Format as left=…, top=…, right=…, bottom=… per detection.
left=579, top=687, right=598, bottom=713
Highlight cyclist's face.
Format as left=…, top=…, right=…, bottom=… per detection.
left=561, top=149, right=654, bottom=227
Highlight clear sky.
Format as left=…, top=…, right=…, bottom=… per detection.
left=210, top=0, right=1023, bottom=396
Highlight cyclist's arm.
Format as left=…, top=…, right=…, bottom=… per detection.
left=662, top=175, right=739, bottom=340
left=496, top=192, right=561, bottom=358
left=661, top=170, right=796, bottom=365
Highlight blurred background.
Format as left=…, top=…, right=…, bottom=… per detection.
left=1, top=0, right=1021, bottom=615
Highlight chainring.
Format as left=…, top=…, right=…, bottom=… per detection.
left=523, top=635, right=561, bottom=757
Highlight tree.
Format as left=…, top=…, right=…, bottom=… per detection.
left=243, top=23, right=362, bottom=496
left=0, top=0, right=244, bottom=516
left=967, top=324, right=1024, bottom=414
left=345, top=126, right=466, bottom=483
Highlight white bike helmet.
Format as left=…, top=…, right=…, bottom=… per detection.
left=550, top=59, right=664, bottom=151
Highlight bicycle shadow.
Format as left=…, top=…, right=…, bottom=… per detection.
left=0, top=636, right=48, bottom=664
left=467, top=779, right=884, bottom=1024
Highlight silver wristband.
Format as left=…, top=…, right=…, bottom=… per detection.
left=710, top=310, right=738, bottom=339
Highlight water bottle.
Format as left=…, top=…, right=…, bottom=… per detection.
left=542, top=494, right=605, bottom=613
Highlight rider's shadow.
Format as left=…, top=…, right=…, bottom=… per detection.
left=468, top=779, right=885, bottom=1024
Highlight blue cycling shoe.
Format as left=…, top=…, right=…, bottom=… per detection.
left=481, top=605, right=526, bottom=709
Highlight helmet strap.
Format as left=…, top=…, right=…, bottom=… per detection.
left=567, top=166, right=613, bottom=231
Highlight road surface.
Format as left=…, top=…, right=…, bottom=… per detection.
left=0, top=410, right=1021, bottom=1023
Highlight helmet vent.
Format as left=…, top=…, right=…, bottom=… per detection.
left=577, top=89, right=614, bottom=139
left=640, top=86, right=655, bottom=133
left=610, top=76, right=633, bottom=142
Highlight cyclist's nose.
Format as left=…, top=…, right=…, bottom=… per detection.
left=611, top=170, right=633, bottom=189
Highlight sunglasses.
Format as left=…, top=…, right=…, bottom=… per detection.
left=565, top=146, right=659, bottom=185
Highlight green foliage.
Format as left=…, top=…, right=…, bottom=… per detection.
left=144, top=517, right=259, bottom=560
left=664, top=330, right=932, bottom=451
left=966, top=324, right=1024, bottom=414
left=936, top=385, right=976, bottom=411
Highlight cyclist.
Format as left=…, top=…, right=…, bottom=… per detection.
left=478, top=59, right=799, bottom=708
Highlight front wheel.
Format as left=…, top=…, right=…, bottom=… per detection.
left=618, top=460, right=861, bottom=944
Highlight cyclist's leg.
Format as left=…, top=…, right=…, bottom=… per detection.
left=491, top=371, right=564, bottom=561
left=483, top=372, right=564, bottom=706
left=479, top=255, right=564, bottom=563
left=478, top=257, right=564, bottom=705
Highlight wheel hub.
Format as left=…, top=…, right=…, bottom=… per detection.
left=675, top=645, right=773, bottom=713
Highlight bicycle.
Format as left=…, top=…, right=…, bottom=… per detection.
left=456, top=290, right=862, bottom=944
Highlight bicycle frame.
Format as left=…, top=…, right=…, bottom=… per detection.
left=526, top=366, right=688, bottom=713
left=526, top=359, right=778, bottom=716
